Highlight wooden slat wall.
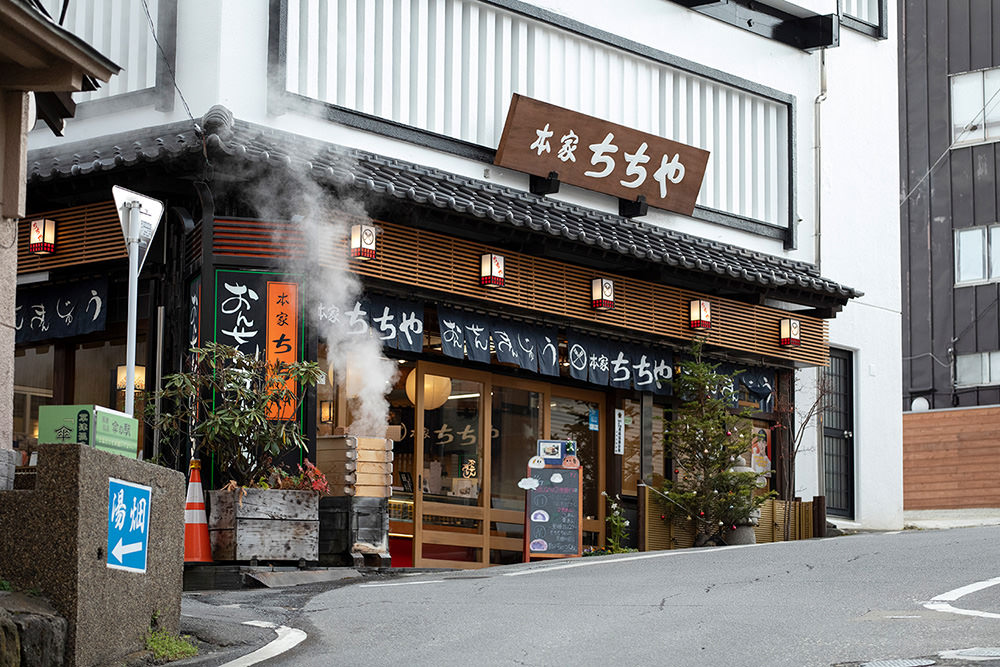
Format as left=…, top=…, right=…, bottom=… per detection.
left=213, top=216, right=830, bottom=366
left=643, top=486, right=696, bottom=551
left=18, top=202, right=125, bottom=272
left=754, top=499, right=812, bottom=543
left=903, top=407, right=1000, bottom=510
left=642, top=490, right=813, bottom=549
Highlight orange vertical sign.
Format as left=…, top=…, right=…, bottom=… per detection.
left=265, top=281, right=298, bottom=420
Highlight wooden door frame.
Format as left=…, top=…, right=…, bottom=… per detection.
left=487, top=374, right=550, bottom=559
left=550, top=385, right=607, bottom=546
left=413, top=361, right=492, bottom=568
left=407, top=362, right=612, bottom=567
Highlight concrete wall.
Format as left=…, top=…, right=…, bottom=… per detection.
left=0, top=444, right=185, bottom=667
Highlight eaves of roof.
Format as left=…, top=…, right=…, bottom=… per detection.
left=27, top=107, right=862, bottom=308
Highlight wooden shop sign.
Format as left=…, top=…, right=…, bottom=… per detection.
left=495, top=94, right=710, bottom=216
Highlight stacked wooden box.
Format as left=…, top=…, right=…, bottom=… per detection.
left=316, top=434, right=394, bottom=566
left=316, top=435, right=393, bottom=497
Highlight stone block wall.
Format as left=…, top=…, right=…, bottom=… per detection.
left=0, top=444, right=185, bottom=666
left=0, top=448, right=15, bottom=491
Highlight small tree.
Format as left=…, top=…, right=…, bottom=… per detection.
left=149, top=342, right=324, bottom=487
left=659, top=340, right=773, bottom=546
left=772, top=370, right=828, bottom=540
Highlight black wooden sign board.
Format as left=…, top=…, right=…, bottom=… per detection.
left=524, top=466, right=582, bottom=560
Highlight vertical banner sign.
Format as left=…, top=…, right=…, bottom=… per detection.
left=107, top=478, right=151, bottom=573
left=266, top=282, right=298, bottom=420
left=614, top=408, right=625, bottom=455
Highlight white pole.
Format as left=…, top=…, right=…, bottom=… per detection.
left=124, top=200, right=140, bottom=418
left=152, top=305, right=164, bottom=460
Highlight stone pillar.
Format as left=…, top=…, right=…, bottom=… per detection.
left=0, top=218, right=15, bottom=491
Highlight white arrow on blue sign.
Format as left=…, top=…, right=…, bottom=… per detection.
left=107, top=478, right=151, bottom=573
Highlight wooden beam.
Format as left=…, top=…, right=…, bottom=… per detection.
left=0, top=64, right=83, bottom=92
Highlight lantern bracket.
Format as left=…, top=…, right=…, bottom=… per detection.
left=619, top=195, right=648, bottom=219
left=529, top=171, right=561, bottom=195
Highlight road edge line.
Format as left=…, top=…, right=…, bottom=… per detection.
left=218, top=623, right=308, bottom=667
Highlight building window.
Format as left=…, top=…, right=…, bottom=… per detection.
left=950, top=67, right=1000, bottom=146
left=955, top=225, right=1000, bottom=285
left=955, top=351, right=1000, bottom=387
left=840, top=0, right=886, bottom=39
left=280, top=0, right=792, bottom=230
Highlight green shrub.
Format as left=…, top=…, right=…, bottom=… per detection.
left=146, top=629, right=198, bottom=662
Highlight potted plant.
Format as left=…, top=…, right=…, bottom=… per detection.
left=150, top=342, right=326, bottom=562
left=656, top=340, right=774, bottom=547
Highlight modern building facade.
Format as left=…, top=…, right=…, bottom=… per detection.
left=900, top=0, right=1000, bottom=510
left=19, top=0, right=902, bottom=565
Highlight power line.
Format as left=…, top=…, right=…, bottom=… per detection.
left=902, top=352, right=951, bottom=368
left=139, top=0, right=196, bottom=127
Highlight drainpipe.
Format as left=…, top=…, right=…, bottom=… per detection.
left=814, top=48, right=828, bottom=272
left=813, top=49, right=828, bottom=500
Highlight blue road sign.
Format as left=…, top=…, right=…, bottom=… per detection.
left=107, top=478, right=151, bottom=573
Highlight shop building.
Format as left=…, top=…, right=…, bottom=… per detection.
left=900, top=0, right=1000, bottom=510
left=21, top=0, right=902, bottom=563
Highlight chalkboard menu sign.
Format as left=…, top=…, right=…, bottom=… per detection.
left=523, top=466, right=582, bottom=559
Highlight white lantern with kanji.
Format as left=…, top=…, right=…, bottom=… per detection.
left=780, top=318, right=801, bottom=347
left=689, top=299, right=712, bottom=329
left=480, top=253, right=504, bottom=287
left=591, top=278, right=614, bottom=310
left=29, top=218, right=56, bottom=254
left=350, top=224, right=377, bottom=260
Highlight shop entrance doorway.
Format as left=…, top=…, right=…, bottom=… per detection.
left=388, top=361, right=606, bottom=569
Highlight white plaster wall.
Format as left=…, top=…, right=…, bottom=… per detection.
left=800, top=16, right=903, bottom=530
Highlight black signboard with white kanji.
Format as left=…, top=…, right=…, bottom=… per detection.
left=315, top=295, right=425, bottom=353
left=15, top=278, right=109, bottom=344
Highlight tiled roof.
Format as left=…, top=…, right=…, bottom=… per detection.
left=27, top=106, right=861, bottom=306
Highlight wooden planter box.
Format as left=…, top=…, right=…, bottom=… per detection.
left=208, top=489, right=319, bottom=562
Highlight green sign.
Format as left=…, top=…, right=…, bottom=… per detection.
left=38, top=405, right=138, bottom=459
left=93, top=406, right=139, bottom=458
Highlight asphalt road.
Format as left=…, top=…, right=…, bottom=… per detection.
left=182, top=526, right=1000, bottom=667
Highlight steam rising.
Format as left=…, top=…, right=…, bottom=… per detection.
left=248, top=169, right=398, bottom=437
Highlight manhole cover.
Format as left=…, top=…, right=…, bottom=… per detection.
left=941, top=647, right=1000, bottom=659
left=860, top=660, right=935, bottom=667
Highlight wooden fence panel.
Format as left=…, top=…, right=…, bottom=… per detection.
left=903, top=407, right=1000, bottom=510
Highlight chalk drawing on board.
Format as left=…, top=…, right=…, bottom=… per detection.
left=529, top=539, right=548, bottom=552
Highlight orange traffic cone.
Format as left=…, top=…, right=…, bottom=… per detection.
left=184, top=459, right=213, bottom=562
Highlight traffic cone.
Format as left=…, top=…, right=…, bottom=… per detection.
left=184, top=459, right=213, bottom=562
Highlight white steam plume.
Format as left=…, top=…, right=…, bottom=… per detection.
left=248, top=169, right=398, bottom=438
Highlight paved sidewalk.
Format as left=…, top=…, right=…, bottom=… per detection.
left=903, top=508, right=1000, bottom=530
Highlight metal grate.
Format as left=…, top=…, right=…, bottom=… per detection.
left=824, top=348, right=855, bottom=517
